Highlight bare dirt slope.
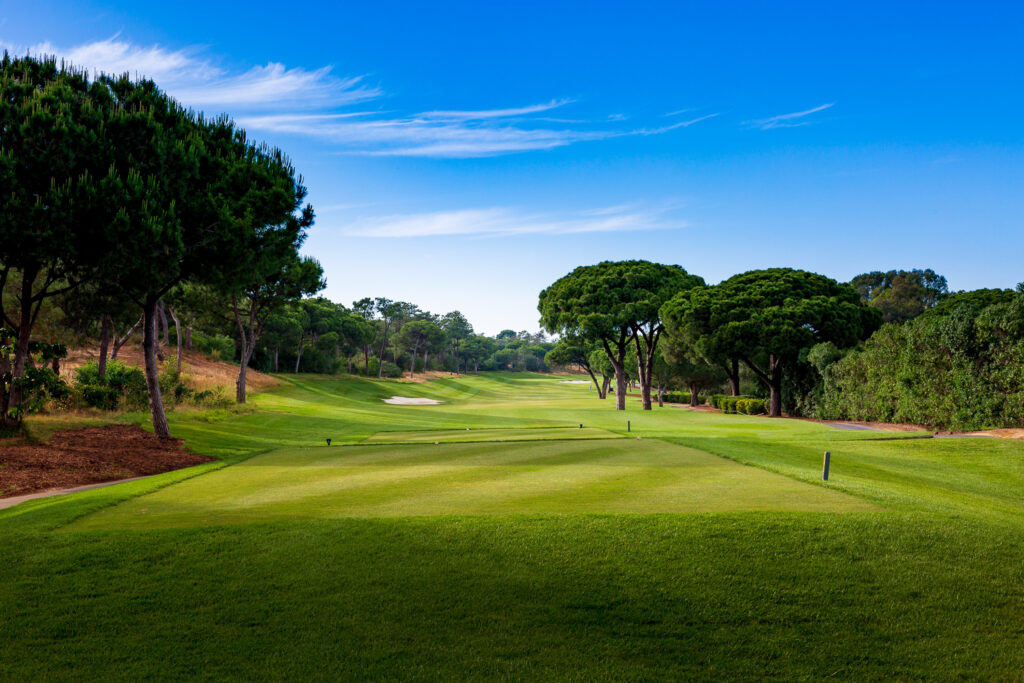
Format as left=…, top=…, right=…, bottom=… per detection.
left=0, top=425, right=213, bottom=498
left=64, top=343, right=280, bottom=392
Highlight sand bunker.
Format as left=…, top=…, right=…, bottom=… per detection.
left=382, top=396, right=443, bottom=405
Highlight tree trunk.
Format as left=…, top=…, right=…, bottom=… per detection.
left=656, top=382, right=664, bottom=407
left=168, top=305, right=182, bottom=378
left=583, top=365, right=604, bottom=398
left=347, top=356, right=352, bottom=374
left=423, top=350, right=429, bottom=372
left=633, top=335, right=651, bottom=410
left=689, top=383, right=700, bottom=407
left=155, top=300, right=167, bottom=362
left=295, top=333, right=305, bottom=373
left=142, top=298, right=171, bottom=439
left=602, top=336, right=630, bottom=411
left=185, top=326, right=193, bottom=349
left=601, top=375, right=611, bottom=399
left=742, top=354, right=784, bottom=417
left=273, top=347, right=279, bottom=373
left=377, top=330, right=388, bottom=379
left=727, top=358, right=740, bottom=396
left=474, top=359, right=479, bottom=373
left=112, top=315, right=142, bottom=360
left=409, top=341, right=420, bottom=378
left=236, top=362, right=249, bottom=403
left=6, top=269, right=37, bottom=423
left=158, top=300, right=169, bottom=346
left=767, top=355, right=783, bottom=417
left=98, top=315, right=111, bottom=380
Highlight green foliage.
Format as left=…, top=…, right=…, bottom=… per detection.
left=818, top=291, right=1024, bottom=429
left=851, top=268, right=948, bottom=323
left=14, top=366, right=70, bottom=414
left=192, top=332, right=236, bottom=361
left=707, top=394, right=766, bottom=414
left=661, top=390, right=692, bottom=404
left=367, top=358, right=403, bottom=378
left=74, top=360, right=148, bottom=410
left=663, top=268, right=881, bottom=416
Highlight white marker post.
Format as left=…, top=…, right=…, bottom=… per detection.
left=822, top=451, right=831, bottom=481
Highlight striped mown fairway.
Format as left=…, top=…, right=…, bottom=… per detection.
left=69, top=437, right=872, bottom=529
left=362, top=426, right=621, bottom=443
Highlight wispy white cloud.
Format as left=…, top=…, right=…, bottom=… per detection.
left=5, top=36, right=379, bottom=111
left=419, top=99, right=573, bottom=121
left=341, top=204, right=685, bottom=238
left=3, top=36, right=716, bottom=157
left=635, top=113, right=718, bottom=135
left=236, top=111, right=614, bottom=157
left=745, top=103, right=835, bottom=130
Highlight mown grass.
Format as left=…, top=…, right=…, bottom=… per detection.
left=2, top=372, right=1023, bottom=680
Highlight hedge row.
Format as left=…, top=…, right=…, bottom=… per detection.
left=709, top=394, right=767, bottom=415
left=661, top=390, right=692, bottom=404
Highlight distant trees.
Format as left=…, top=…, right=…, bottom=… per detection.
left=539, top=260, right=702, bottom=411
left=545, top=336, right=606, bottom=398
left=851, top=268, right=948, bottom=323
left=228, top=256, right=324, bottom=402
left=462, top=336, right=496, bottom=373
left=397, top=319, right=444, bottom=378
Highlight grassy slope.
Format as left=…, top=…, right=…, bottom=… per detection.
left=2, top=373, right=1023, bottom=680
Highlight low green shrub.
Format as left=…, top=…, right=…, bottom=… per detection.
left=368, top=358, right=404, bottom=378
left=74, top=360, right=148, bottom=410
left=737, top=398, right=768, bottom=415
left=191, top=387, right=233, bottom=408
left=709, top=395, right=765, bottom=414
left=191, top=332, right=236, bottom=361
left=662, top=391, right=692, bottom=404
left=15, top=366, right=70, bottom=414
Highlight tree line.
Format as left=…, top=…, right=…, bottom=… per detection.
left=0, top=54, right=563, bottom=437
left=540, top=261, right=1023, bottom=428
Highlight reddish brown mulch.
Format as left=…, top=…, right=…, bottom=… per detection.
left=0, top=425, right=213, bottom=498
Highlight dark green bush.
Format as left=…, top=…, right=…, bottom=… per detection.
left=15, top=366, right=70, bottom=414
left=368, top=358, right=403, bottom=378
left=74, top=360, right=148, bottom=410
left=662, top=391, right=692, bottom=404
left=817, top=292, right=1024, bottom=430
left=709, top=395, right=764, bottom=414
left=736, top=398, right=767, bottom=415
left=191, top=332, right=236, bottom=361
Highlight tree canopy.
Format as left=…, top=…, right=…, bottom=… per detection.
left=539, top=260, right=703, bottom=410
left=850, top=268, right=948, bottom=323
left=662, top=268, right=880, bottom=416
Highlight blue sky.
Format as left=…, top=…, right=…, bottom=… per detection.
left=5, top=1, right=1023, bottom=333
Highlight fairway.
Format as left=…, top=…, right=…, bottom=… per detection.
left=363, top=425, right=621, bottom=443
left=70, top=437, right=871, bottom=529
left=5, top=373, right=1024, bottom=680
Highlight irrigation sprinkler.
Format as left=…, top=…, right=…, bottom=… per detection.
left=822, top=451, right=831, bottom=481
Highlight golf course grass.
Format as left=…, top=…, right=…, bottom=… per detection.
left=3, top=372, right=1023, bottom=679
